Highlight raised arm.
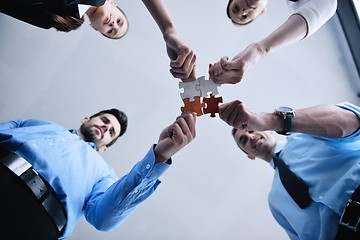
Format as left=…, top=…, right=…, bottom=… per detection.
left=84, top=112, right=196, bottom=231
left=209, top=0, right=337, bottom=85
left=219, top=100, right=360, bottom=138
left=141, top=0, right=196, bottom=80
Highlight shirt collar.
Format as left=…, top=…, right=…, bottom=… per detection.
left=78, top=4, right=91, bottom=17
left=69, top=129, right=96, bottom=149
left=269, top=140, right=287, bottom=169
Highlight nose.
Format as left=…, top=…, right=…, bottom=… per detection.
left=249, top=134, right=254, bottom=141
left=242, top=8, right=249, bottom=15
left=109, top=20, right=115, bottom=26
left=101, top=125, right=108, bottom=132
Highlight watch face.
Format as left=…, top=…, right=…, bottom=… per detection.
left=277, top=106, right=293, bottom=113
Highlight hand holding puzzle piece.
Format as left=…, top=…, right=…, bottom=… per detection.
left=179, top=76, right=223, bottom=118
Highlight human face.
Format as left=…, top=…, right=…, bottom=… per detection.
left=233, top=129, right=275, bottom=161
left=88, top=1, right=128, bottom=39
left=80, top=113, right=121, bottom=151
left=228, top=0, right=267, bottom=25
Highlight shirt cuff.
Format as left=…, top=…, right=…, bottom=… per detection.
left=138, top=145, right=171, bottom=182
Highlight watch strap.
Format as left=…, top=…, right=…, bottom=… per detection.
left=277, top=114, right=292, bottom=135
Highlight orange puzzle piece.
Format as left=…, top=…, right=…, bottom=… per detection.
left=181, top=96, right=205, bottom=116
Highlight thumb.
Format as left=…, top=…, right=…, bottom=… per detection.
left=220, top=57, right=238, bottom=71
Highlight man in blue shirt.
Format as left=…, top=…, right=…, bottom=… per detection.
left=0, top=109, right=196, bottom=239
left=219, top=100, right=360, bottom=239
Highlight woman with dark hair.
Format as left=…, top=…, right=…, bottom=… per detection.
left=0, top=0, right=128, bottom=39
left=0, top=0, right=196, bottom=79
left=209, top=0, right=337, bottom=84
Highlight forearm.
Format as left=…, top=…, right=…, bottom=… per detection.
left=141, top=0, right=176, bottom=36
left=256, top=14, right=308, bottom=56
left=85, top=146, right=170, bottom=231
left=263, top=105, right=360, bottom=138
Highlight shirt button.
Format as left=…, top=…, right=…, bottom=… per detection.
left=146, top=164, right=151, bottom=169
left=134, top=189, right=139, bottom=194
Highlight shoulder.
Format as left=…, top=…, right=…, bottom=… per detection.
left=18, top=119, right=68, bottom=131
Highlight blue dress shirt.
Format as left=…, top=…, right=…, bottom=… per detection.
left=0, top=119, right=170, bottom=239
left=268, top=102, right=360, bottom=240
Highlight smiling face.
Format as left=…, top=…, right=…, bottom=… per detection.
left=227, top=0, right=267, bottom=25
left=80, top=113, right=121, bottom=151
left=233, top=129, right=276, bottom=161
left=87, top=1, right=128, bottom=39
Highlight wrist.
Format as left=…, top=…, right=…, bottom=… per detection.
left=161, top=23, right=176, bottom=38
left=253, top=41, right=270, bottom=56
left=273, top=107, right=295, bottom=135
left=265, top=112, right=284, bottom=132
left=153, top=144, right=168, bottom=164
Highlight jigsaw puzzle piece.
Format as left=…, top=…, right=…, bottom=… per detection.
left=179, top=79, right=200, bottom=101
left=196, top=76, right=221, bottom=97
left=203, top=94, right=223, bottom=118
left=180, top=96, right=205, bottom=116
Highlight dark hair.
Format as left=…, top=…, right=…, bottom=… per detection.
left=90, top=109, right=128, bottom=147
left=226, top=0, right=253, bottom=26
left=231, top=127, right=248, bottom=154
left=226, top=0, right=233, bottom=21
left=47, top=12, right=84, bottom=32
left=101, top=6, right=129, bottom=40
left=232, top=127, right=237, bottom=138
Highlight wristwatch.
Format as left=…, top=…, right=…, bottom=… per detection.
left=274, top=106, right=295, bottom=135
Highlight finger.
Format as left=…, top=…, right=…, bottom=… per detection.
left=170, top=69, right=192, bottom=80
left=181, top=68, right=197, bottom=82
left=170, top=50, right=195, bottom=69
left=219, top=100, right=241, bottom=126
left=219, top=100, right=237, bottom=116
left=170, top=53, right=196, bottom=79
left=208, top=64, right=217, bottom=82
left=227, top=104, right=241, bottom=127
left=233, top=103, right=247, bottom=128
left=219, top=56, right=229, bottom=68
left=176, top=112, right=196, bottom=138
left=170, top=47, right=191, bottom=69
left=219, top=101, right=232, bottom=116
left=221, top=101, right=238, bottom=126
left=211, top=61, right=224, bottom=77
left=170, top=120, right=190, bottom=146
left=220, top=57, right=239, bottom=71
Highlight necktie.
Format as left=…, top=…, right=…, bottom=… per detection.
left=273, top=153, right=311, bottom=209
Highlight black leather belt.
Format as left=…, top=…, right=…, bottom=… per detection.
left=0, top=152, right=67, bottom=233
left=336, top=185, right=360, bottom=239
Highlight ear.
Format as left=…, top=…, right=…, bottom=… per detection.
left=97, top=145, right=107, bottom=153
left=247, top=154, right=256, bottom=160
left=260, top=7, right=266, bottom=16
left=81, top=117, right=90, bottom=124
left=90, top=24, right=97, bottom=31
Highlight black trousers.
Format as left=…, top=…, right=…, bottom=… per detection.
left=0, top=162, right=60, bottom=240
left=336, top=226, right=360, bottom=240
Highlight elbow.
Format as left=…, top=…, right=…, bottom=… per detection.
left=93, top=221, right=116, bottom=232
left=329, top=127, right=350, bottom=138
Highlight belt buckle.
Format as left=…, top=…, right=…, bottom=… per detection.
left=340, top=198, right=360, bottom=232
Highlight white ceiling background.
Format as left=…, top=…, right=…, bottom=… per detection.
left=1, top=0, right=360, bottom=239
